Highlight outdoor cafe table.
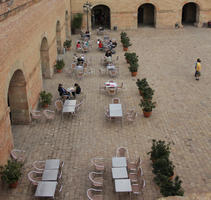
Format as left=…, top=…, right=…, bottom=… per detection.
left=45, top=159, right=60, bottom=170
left=109, top=104, right=123, bottom=117
left=112, top=167, right=128, bottom=179
left=107, top=64, right=115, bottom=71
left=42, top=169, right=59, bottom=181
left=62, top=100, right=76, bottom=117
left=112, top=157, right=127, bottom=168
left=104, top=81, right=117, bottom=88
left=35, top=181, right=57, bottom=198
left=114, top=179, right=132, bottom=192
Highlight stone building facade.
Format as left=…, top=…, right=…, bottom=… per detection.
left=0, top=0, right=211, bottom=165
left=0, top=0, right=71, bottom=165
left=72, top=0, right=211, bottom=30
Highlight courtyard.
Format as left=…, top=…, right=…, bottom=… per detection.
left=1, top=27, right=211, bottom=200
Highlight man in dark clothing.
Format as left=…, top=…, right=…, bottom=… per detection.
left=105, top=50, right=112, bottom=57
left=58, top=84, right=71, bottom=98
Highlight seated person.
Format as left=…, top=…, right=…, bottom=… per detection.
left=76, top=41, right=81, bottom=49
left=71, top=83, right=81, bottom=97
left=98, top=40, right=103, bottom=49
left=85, top=30, right=90, bottom=39
left=77, top=56, right=84, bottom=65
left=105, top=50, right=112, bottom=57
left=112, top=40, right=117, bottom=48
left=58, top=84, right=71, bottom=99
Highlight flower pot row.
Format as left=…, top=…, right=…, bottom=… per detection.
left=148, top=140, right=184, bottom=197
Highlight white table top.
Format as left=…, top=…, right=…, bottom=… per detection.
left=105, top=82, right=117, bottom=88
left=45, top=159, right=60, bottom=170
left=76, top=65, right=83, bottom=70
left=115, top=179, right=132, bottom=192
left=112, top=157, right=127, bottom=168
left=67, top=88, right=75, bottom=93
left=112, top=167, right=128, bottom=179
left=42, top=169, right=59, bottom=181
left=62, top=106, right=75, bottom=113
left=109, top=104, right=123, bottom=117
left=35, top=181, right=57, bottom=197
left=64, top=100, right=76, bottom=106
left=107, top=65, right=115, bottom=70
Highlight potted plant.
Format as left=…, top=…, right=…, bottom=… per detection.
left=128, top=62, right=139, bottom=77
left=140, top=99, right=156, bottom=117
left=124, top=52, right=131, bottom=63
left=152, top=158, right=175, bottom=178
left=142, top=86, right=154, bottom=100
left=63, top=40, right=72, bottom=51
left=122, top=36, right=131, bottom=51
left=136, top=78, right=149, bottom=95
left=39, top=90, right=52, bottom=108
left=54, top=59, right=65, bottom=73
left=0, top=160, right=23, bottom=188
left=147, top=139, right=171, bottom=162
left=71, top=13, right=83, bottom=34
left=120, top=31, right=127, bottom=43
left=160, top=176, right=184, bottom=197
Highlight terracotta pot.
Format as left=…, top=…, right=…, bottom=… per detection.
left=169, top=172, right=174, bottom=181
left=143, top=111, right=152, bottom=118
left=131, top=72, right=137, bottom=77
left=57, top=69, right=62, bottom=73
left=123, top=47, right=128, bottom=51
left=9, top=181, right=18, bottom=188
left=43, top=104, right=48, bottom=108
left=139, top=89, right=142, bottom=96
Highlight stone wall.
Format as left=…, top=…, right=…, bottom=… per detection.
left=71, top=0, right=211, bottom=30
left=0, top=0, right=71, bottom=165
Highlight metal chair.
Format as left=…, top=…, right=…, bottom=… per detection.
left=132, top=178, right=146, bottom=195
left=27, top=171, right=43, bottom=186
left=32, top=160, right=45, bottom=171
left=128, top=157, right=142, bottom=172
left=88, top=172, right=104, bottom=187
left=91, top=158, right=105, bottom=172
left=112, top=98, right=120, bottom=104
left=55, top=100, right=63, bottom=113
left=87, top=188, right=103, bottom=200
left=31, top=110, right=42, bottom=123
left=116, top=147, right=129, bottom=158
left=129, top=166, right=143, bottom=183
left=10, top=149, right=26, bottom=163
left=43, top=110, right=55, bottom=122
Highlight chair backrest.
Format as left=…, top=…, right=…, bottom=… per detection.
left=43, top=110, right=55, bottom=120
left=136, top=157, right=142, bottom=168
left=108, top=87, right=117, bottom=95
left=116, top=147, right=129, bottom=158
left=11, top=149, right=25, bottom=161
left=31, top=110, right=42, bottom=119
left=91, top=158, right=104, bottom=171
left=141, top=178, right=146, bottom=190
left=55, top=100, right=63, bottom=112
left=137, top=166, right=144, bottom=178
left=87, top=188, right=103, bottom=200
left=32, top=160, right=45, bottom=171
left=27, top=171, right=42, bottom=186
left=112, top=98, right=120, bottom=104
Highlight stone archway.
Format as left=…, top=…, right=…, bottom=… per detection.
left=91, top=5, right=110, bottom=29
left=182, top=2, right=199, bottom=25
left=56, top=20, right=62, bottom=54
left=65, top=11, right=71, bottom=40
left=138, top=3, right=155, bottom=27
left=8, top=69, right=30, bottom=125
left=40, top=37, right=51, bottom=78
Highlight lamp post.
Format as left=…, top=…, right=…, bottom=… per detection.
left=83, top=1, right=92, bottom=31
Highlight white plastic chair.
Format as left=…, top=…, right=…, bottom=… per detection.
left=112, top=98, right=120, bottom=104
left=43, top=110, right=55, bottom=121
left=88, top=172, right=104, bottom=187
left=27, top=171, right=43, bottom=186
left=91, top=158, right=105, bottom=172
left=116, top=147, right=129, bottom=158
left=55, top=100, right=63, bottom=113
left=10, top=149, right=26, bottom=162
left=87, top=188, right=103, bottom=200
left=32, top=160, right=45, bottom=171
left=31, top=110, right=42, bottom=123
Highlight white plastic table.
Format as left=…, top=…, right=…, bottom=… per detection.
left=109, top=104, right=123, bottom=117
left=45, top=159, right=60, bottom=170
left=64, top=100, right=76, bottom=106
left=112, top=157, right=127, bottom=168
left=104, top=82, right=117, bottom=88
left=42, top=169, right=59, bottom=181
left=107, top=65, right=115, bottom=70
left=112, top=167, right=128, bottom=179
left=35, top=181, right=57, bottom=197
left=62, top=100, right=76, bottom=117
left=115, top=179, right=132, bottom=192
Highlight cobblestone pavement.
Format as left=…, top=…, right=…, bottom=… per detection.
left=1, top=27, right=211, bottom=200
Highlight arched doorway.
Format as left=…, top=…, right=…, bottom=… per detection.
left=40, top=37, right=50, bottom=78
left=91, top=5, right=110, bottom=29
left=138, top=3, right=155, bottom=27
left=182, top=2, right=199, bottom=25
left=56, top=21, right=62, bottom=54
left=8, top=70, right=30, bottom=124
left=65, top=11, right=70, bottom=40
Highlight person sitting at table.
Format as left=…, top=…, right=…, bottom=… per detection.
left=58, top=84, right=71, bottom=99
left=98, top=40, right=103, bottom=50
left=77, top=56, right=84, bottom=65
left=71, top=83, right=81, bottom=98
left=76, top=41, right=81, bottom=49
left=85, top=30, right=90, bottom=39
left=105, top=49, right=112, bottom=57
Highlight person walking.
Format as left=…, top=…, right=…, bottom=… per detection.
left=195, top=58, right=201, bottom=81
